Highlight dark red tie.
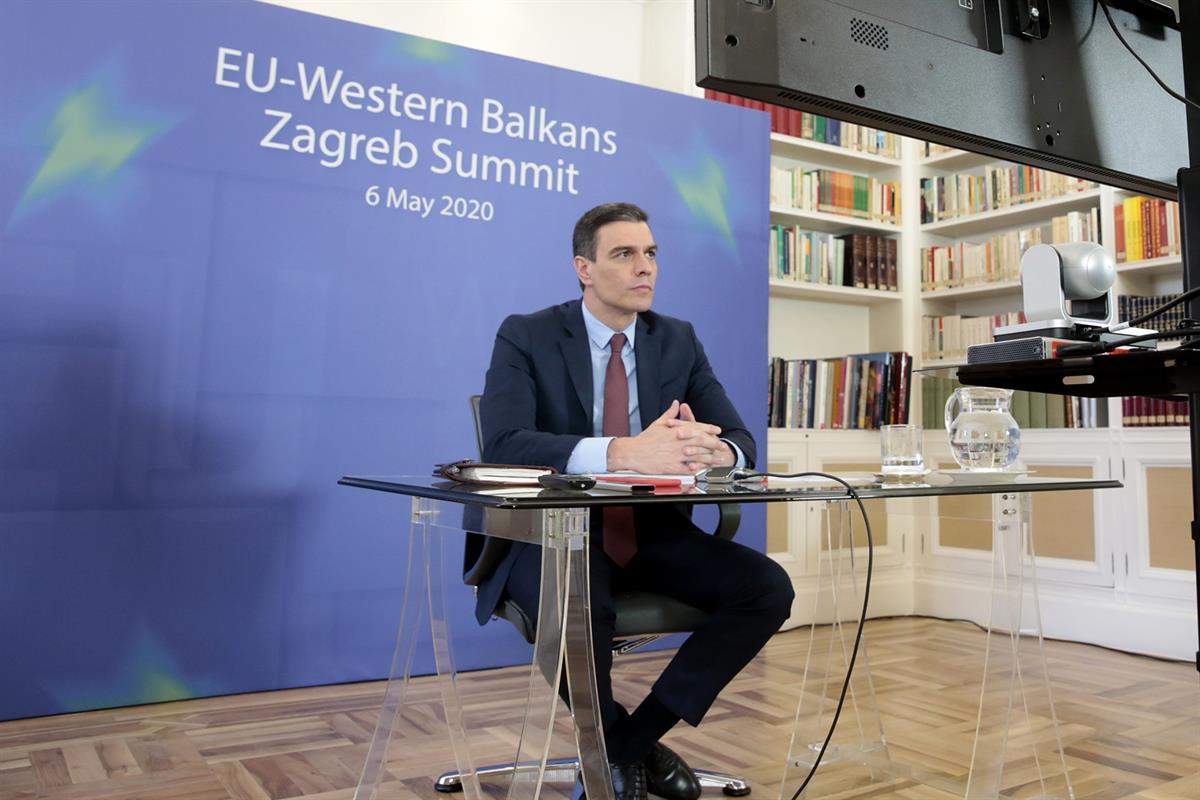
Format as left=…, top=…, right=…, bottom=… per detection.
left=602, top=333, right=636, bottom=566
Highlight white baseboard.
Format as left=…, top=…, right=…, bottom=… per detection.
left=781, top=570, right=915, bottom=629
left=913, top=572, right=1198, bottom=662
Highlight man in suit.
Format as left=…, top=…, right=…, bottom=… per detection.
left=477, top=202, right=794, bottom=800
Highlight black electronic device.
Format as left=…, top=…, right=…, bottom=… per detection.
left=592, top=479, right=656, bottom=493
left=696, top=0, right=1188, bottom=198
left=537, top=474, right=597, bottom=491
left=700, top=465, right=738, bottom=483
left=701, top=466, right=760, bottom=484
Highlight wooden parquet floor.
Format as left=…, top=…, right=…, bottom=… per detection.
left=0, top=618, right=1197, bottom=800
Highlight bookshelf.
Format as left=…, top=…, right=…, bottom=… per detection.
left=765, top=127, right=911, bottom=414
left=911, top=146, right=1192, bottom=656
left=757, top=118, right=1188, bottom=439
left=716, top=95, right=1194, bottom=658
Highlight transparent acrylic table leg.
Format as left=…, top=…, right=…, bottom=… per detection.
left=426, top=499, right=482, bottom=800
left=782, top=500, right=893, bottom=799
left=966, top=492, right=1074, bottom=800
left=558, top=507, right=614, bottom=800
left=352, top=499, right=598, bottom=800
left=352, top=496, right=436, bottom=800
left=500, top=508, right=571, bottom=800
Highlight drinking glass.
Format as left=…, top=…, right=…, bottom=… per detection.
left=880, top=424, right=924, bottom=477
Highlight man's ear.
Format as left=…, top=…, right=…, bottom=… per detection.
left=573, top=255, right=592, bottom=287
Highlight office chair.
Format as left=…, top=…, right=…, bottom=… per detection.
left=433, top=397, right=751, bottom=796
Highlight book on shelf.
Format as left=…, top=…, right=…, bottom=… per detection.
left=1117, top=293, right=1188, bottom=340
left=705, top=90, right=902, bottom=158
left=1122, top=396, right=1188, bottom=427
left=770, top=227, right=897, bottom=290
left=921, top=211, right=1099, bottom=291
left=1115, top=196, right=1181, bottom=263
left=922, top=312, right=1025, bottom=362
left=921, top=376, right=1104, bottom=430
left=919, top=165, right=1095, bottom=223
left=769, top=352, right=912, bottom=430
left=923, top=143, right=958, bottom=158
left=771, top=166, right=901, bottom=224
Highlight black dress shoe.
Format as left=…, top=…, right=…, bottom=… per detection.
left=645, top=743, right=701, bottom=800
left=576, top=760, right=648, bottom=800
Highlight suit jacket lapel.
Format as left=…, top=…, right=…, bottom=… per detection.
left=635, top=314, right=661, bottom=431
left=559, top=300, right=593, bottom=428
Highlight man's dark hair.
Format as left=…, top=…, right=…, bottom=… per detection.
left=572, top=202, right=649, bottom=261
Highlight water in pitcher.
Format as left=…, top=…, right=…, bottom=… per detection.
left=949, top=430, right=1021, bottom=471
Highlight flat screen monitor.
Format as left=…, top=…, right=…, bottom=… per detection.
left=696, top=0, right=1190, bottom=199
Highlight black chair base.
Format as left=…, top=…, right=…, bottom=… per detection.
left=433, top=758, right=752, bottom=796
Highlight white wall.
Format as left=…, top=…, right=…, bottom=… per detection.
left=261, top=0, right=698, bottom=95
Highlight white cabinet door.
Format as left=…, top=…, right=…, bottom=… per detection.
left=918, top=429, right=1117, bottom=589
left=763, top=429, right=809, bottom=580
left=1115, top=429, right=1198, bottom=603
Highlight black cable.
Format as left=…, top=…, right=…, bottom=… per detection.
left=736, top=470, right=874, bottom=800
left=1057, top=327, right=1195, bottom=355
left=1095, top=0, right=1200, bottom=112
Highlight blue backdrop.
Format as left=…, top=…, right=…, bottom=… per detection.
left=0, top=0, right=768, bottom=720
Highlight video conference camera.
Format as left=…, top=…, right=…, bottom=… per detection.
left=973, top=243, right=1157, bottom=363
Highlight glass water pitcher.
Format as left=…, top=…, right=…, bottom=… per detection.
left=944, top=386, right=1022, bottom=471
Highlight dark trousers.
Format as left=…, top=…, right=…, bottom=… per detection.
left=503, top=510, right=795, bottom=731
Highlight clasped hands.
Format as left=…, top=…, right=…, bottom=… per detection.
left=606, top=399, right=734, bottom=474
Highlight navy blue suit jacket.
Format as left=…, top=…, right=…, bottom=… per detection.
left=470, top=298, right=755, bottom=624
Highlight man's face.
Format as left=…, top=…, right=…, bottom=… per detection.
left=576, top=220, right=657, bottom=321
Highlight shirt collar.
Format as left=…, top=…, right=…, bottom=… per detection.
left=580, top=300, right=637, bottom=352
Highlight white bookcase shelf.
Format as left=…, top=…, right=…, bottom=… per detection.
left=920, top=188, right=1103, bottom=238
left=1116, top=254, right=1182, bottom=278
left=769, top=278, right=900, bottom=305
left=921, top=280, right=1022, bottom=301
left=919, top=148, right=996, bottom=171
left=770, top=205, right=900, bottom=234
left=770, top=131, right=901, bottom=170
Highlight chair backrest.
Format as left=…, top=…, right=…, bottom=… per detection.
left=469, top=394, right=484, bottom=458
left=463, top=393, right=516, bottom=587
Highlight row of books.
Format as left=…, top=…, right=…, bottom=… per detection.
left=1122, top=397, right=1189, bottom=427
left=768, top=353, right=913, bottom=430
left=921, top=312, right=1026, bottom=362
left=705, top=91, right=902, bottom=158
left=922, top=143, right=959, bottom=158
left=770, top=228, right=898, bottom=290
left=1117, top=293, right=1189, bottom=341
left=922, top=377, right=1105, bottom=430
left=919, top=166, right=1095, bottom=223
left=771, top=166, right=902, bottom=224
left=920, top=211, right=1100, bottom=291
left=1115, top=196, right=1182, bottom=263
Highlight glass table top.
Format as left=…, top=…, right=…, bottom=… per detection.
left=339, top=471, right=1122, bottom=509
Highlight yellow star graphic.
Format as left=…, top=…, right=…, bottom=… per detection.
left=13, top=77, right=169, bottom=219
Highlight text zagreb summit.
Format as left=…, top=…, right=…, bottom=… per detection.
left=216, top=49, right=616, bottom=192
